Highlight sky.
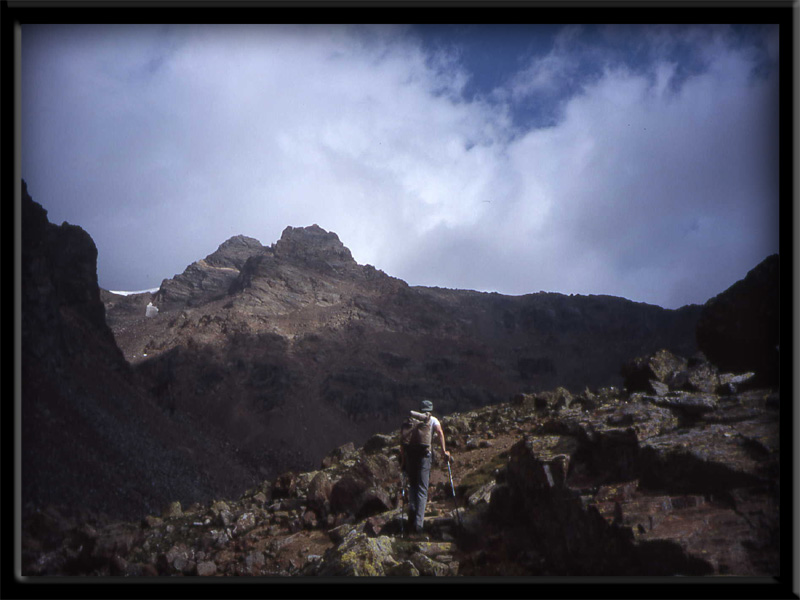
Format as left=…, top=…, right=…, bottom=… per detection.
left=21, top=23, right=781, bottom=309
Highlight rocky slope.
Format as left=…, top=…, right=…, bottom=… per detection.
left=102, top=223, right=703, bottom=499
left=21, top=182, right=258, bottom=525
left=21, top=348, right=780, bottom=577
left=696, top=253, right=780, bottom=387
left=19, top=179, right=782, bottom=579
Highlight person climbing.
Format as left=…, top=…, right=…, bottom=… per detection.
left=399, top=399, right=450, bottom=536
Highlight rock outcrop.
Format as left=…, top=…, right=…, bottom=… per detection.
left=22, top=179, right=124, bottom=373
left=620, top=348, right=757, bottom=398
left=488, top=385, right=778, bottom=575
left=21, top=182, right=259, bottom=526
left=696, top=254, right=780, bottom=387
left=153, top=235, right=265, bottom=310
left=273, top=224, right=357, bottom=270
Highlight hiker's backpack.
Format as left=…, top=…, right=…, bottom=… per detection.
left=400, top=411, right=432, bottom=447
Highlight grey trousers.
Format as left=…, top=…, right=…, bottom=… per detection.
left=404, top=445, right=432, bottom=532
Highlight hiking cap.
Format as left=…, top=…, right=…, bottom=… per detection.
left=420, top=399, right=433, bottom=413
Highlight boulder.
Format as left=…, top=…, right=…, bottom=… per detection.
left=621, top=349, right=688, bottom=393
left=386, top=560, right=420, bottom=576
left=196, top=560, right=217, bottom=576
left=330, top=475, right=370, bottom=516
left=311, top=531, right=400, bottom=576
left=647, top=392, right=719, bottom=419
left=717, top=372, right=756, bottom=396
left=686, top=354, right=720, bottom=393
left=232, top=512, right=257, bottom=536
left=158, top=543, right=196, bottom=575
left=409, top=551, right=453, bottom=576
left=272, top=472, right=299, bottom=499
left=306, top=471, right=333, bottom=518
left=622, top=350, right=731, bottom=396
left=467, top=481, right=497, bottom=507
left=363, top=433, right=395, bottom=454
left=162, top=501, right=182, bottom=519
left=355, top=487, right=393, bottom=520
left=321, top=442, right=357, bottom=469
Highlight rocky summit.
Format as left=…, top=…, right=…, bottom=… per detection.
left=19, top=180, right=782, bottom=579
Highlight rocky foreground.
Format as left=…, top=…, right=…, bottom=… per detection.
left=22, top=349, right=779, bottom=577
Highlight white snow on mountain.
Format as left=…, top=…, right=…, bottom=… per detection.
left=107, top=288, right=160, bottom=296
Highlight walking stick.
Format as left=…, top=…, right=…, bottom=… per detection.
left=400, top=472, right=408, bottom=535
left=446, top=457, right=463, bottom=528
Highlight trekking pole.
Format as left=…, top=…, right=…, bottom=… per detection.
left=446, top=457, right=463, bottom=528
left=400, top=472, right=408, bottom=535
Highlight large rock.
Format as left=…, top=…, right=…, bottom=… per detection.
left=622, top=350, right=751, bottom=397
left=696, top=254, right=779, bottom=387
left=274, top=224, right=357, bottom=271
left=306, top=472, right=333, bottom=519
left=328, top=453, right=400, bottom=519
left=490, top=383, right=779, bottom=576
left=621, top=349, right=689, bottom=393
left=310, top=531, right=400, bottom=576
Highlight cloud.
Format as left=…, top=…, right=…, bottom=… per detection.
left=509, top=25, right=586, bottom=101
left=22, top=24, right=779, bottom=309
left=395, top=25, right=779, bottom=307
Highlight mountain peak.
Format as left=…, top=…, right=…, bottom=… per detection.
left=217, top=234, right=263, bottom=250
left=274, top=224, right=355, bottom=266
left=205, top=235, right=265, bottom=270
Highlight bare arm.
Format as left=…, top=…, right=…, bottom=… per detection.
left=433, top=420, right=450, bottom=462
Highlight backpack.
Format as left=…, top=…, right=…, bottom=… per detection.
left=400, top=411, right=432, bottom=447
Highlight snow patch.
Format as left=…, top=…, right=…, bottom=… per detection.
left=108, top=288, right=160, bottom=296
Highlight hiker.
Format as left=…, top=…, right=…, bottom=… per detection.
left=399, top=399, right=450, bottom=535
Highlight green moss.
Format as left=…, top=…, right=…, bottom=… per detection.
left=336, top=534, right=398, bottom=576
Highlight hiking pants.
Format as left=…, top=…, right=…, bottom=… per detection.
left=404, top=445, right=432, bottom=533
